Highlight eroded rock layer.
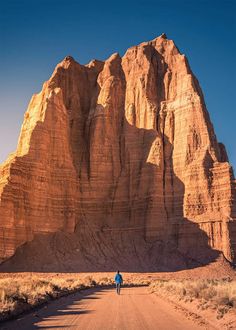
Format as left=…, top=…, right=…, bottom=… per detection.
left=0, top=34, right=235, bottom=270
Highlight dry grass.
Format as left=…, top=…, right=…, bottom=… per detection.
left=149, top=278, right=236, bottom=318
left=0, top=275, right=103, bottom=322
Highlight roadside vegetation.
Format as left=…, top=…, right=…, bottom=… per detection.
left=149, top=278, right=236, bottom=319
left=0, top=275, right=96, bottom=321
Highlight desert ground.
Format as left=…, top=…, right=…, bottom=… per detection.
left=1, top=257, right=236, bottom=330
left=1, top=286, right=210, bottom=330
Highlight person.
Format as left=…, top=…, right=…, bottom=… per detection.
left=114, top=270, right=123, bottom=295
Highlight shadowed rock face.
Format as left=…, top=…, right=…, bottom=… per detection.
left=0, top=34, right=235, bottom=271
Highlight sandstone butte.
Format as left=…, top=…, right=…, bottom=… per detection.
left=0, top=34, right=235, bottom=272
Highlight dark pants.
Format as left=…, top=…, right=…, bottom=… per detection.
left=116, top=283, right=121, bottom=294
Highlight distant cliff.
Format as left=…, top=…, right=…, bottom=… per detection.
left=0, top=34, right=235, bottom=271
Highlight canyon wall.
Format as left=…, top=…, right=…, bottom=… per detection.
left=0, top=34, right=235, bottom=270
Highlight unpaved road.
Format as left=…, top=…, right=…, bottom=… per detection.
left=2, top=287, right=212, bottom=330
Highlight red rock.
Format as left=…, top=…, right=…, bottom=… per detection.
left=0, top=34, right=235, bottom=270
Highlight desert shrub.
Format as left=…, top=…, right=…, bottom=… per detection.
left=83, top=276, right=97, bottom=286
left=97, top=277, right=113, bottom=286
left=149, top=279, right=236, bottom=317
left=0, top=274, right=100, bottom=321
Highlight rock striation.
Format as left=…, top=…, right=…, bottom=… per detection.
left=0, top=34, right=235, bottom=270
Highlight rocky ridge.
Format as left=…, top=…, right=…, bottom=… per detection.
left=0, top=34, right=235, bottom=271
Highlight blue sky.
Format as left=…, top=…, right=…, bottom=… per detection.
left=0, top=0, right=235, bottom=171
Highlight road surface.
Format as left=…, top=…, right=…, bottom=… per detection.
left=2, top=286, right=211, bottom=330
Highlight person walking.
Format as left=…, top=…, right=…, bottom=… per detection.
left=114, top=270, right=123, bottom=295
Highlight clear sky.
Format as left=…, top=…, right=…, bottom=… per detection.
left=0, top=0, right=235, bottom=171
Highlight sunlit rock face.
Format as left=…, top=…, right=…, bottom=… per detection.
left=0, top=34, right=235, bottom=270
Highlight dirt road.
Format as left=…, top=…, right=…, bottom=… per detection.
left=2, top=286, right=212, bottom=330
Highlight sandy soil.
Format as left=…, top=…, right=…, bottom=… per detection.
left=1, top=286, right=213, bottom=330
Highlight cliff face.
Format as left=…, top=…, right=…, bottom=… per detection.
left=0, top=34, right=235, bottom=270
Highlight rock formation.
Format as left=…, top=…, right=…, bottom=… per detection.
left=0, top=34, right=235, bottom=271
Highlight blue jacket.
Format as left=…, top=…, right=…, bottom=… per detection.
left=115, top=273, right=123, bottom=284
